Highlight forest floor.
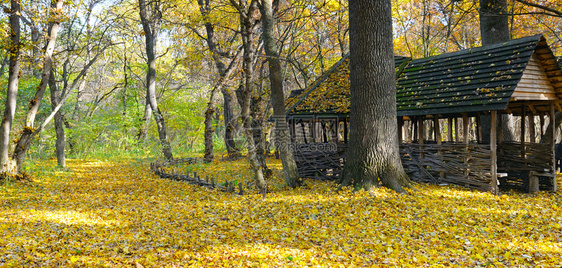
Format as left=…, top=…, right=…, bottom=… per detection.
left=1, top=158, right=562, bottom=267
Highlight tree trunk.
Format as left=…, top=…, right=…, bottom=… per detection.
left=479, top=0, right=509, bottom=45
left=223, top=89, right=238, bottom=155
left=203, top=94, right=217, bottom=162
left=342, top=0, right=410, bottom=193
left=139, top=0, right=173, bottom=160
left=479, top=0, right=515, bottom=141
left=0, top=0, right=21, bottom=173
left=138, top=98, right=152, bottom=141
left=234, top=0, right=267, bottom=193
left=13, top=0, right=63, bottom=173
left=198, top=0, right=239, bottom=159
left=259, top=0, right=301, bottom=187
left=49, top=72, right=66, bottom=168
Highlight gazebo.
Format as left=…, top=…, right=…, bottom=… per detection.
left=286, top=34, right=561, bottom=193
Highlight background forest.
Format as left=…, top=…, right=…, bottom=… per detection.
left=0, top=0, right=560, bottom=169
left=2, top=1, right=562, bottom=267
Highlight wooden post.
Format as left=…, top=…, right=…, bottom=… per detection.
left=463, top=113, right=469, bottom=179
left=434, top=116, right=441, bottom=144
left=435, top=116, right=444, bottom=179
left=311, top=121, right=316, bottom=143
left=448, top=117, right=453, bottom=142
left=491, top=111, right=498, bottom=194
left=498, top=113, right=504, bottom=143
left=321, top=121, right=328, bottom=143
left=529, top=113, right=535, bottom=143
left=418, top=116, right=425, bottom=159
left=463, top=114, right=469, bottom=144
left=301, top=121, right=308, bottom=144
left=343, top=118, right=348, bottom=143
left=551, top=103, right=557, bottom=192
left=540, top=114, right=545, bottom=137
left=477, top=113, right=482, bottom=143
left=333, top=117, right=340, bottom=143
left=521, top=105, right=526, bottom=162
left=521, top=105, right=526, bottom=143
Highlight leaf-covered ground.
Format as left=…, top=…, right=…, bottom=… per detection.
left=1, top=158, right=562, bottom=267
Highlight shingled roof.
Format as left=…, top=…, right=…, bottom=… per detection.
left=397, top=34, right=562, bottom=116
left=285, top=55, right=410, bottom=115
left=287, top=34, right=562, bottom=117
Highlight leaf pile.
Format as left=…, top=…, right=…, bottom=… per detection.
left=1, top=159, right=562, bottom=267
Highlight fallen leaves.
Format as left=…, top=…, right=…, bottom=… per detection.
left=1, top=158, right=561, bottom=267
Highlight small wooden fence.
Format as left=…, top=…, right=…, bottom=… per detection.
left=400, top=143, right=494, bottom=191
left=293, top=143, right=347, bottom=180
left=497, top=142, right=555, bottom=191
left=150, top=158, right=244, bottom=194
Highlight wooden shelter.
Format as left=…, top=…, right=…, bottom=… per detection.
left=286, top=34, right=562, bottom=193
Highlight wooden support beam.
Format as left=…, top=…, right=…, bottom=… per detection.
left=434, top=116, right=441, bottom=144
left=343, top=118, right=348, bottom=143
left=335, top=118, right=339, bottom=142
left=418, top=116, right=425, bottom=159
left=540, top=114, right=545, bottom=137
left=448, top=117, right=453, bottom=142
left=529, top=114, right=536, bottom=143
left=521, top=106, right=526, bottom=165
left=498, top=113, right=504, bottom=143
left=529, top=105, right=536, bottom=114
left=463, top=113, right=469, bottom=144
left=289, top=119, right=295, bottom=143
left=551, top=103, right=557, bottom=192
left=463, top=113, right=469, bottom=179
left=435, top=116, right=444, bottom=179
left=308, top=119, right=316, bottom=143
left=491, top=111, right=498, bottom=194
left=477, top=113, right=482, bottom=143
left=321, top=121, right=328, bottom=143
left=301, top=122, right=308, bottom=144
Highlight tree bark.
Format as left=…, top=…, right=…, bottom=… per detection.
left=479, top=0, right=509, bottom=45
left=259, top=0, right=301, bottom=187
left=49, top=72, right=66, bottom=168
left=0, top=0, right=21, bottom=173
left=139, top=0, right=173, bottom=160
left=232, top=0, right=268, bottom=194
left=479, top=0, right=515, bottom=141
left=342, top=0, right=410, bottom=193
left=222, top=89, right=238, bottom=155
left=13, top=0, right=63, bottom=173
left=198, top=0, right=239, bottom=159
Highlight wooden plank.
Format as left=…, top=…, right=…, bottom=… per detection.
left=511, top=93, right=557, bottom=101
left=529, top=114, right=535, bottom=143
left=448, top=117, right=454, bottom=142
left=477, top=113, right=482, bottom=143
left=491, top=110, right=498, bottom=194
left=551, top=103, right=557, bottom=192
left=418, top=116, right=425, bottom=159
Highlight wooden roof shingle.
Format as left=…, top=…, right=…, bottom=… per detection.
left=287, top=34, right=562, bottom=117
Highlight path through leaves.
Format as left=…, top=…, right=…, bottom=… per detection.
left=1, top=159, right=561, bottom=267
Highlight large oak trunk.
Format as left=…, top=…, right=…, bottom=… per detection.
left=342, top=0, right=410, bottom=192
left=479, top=0, right=515, bottom=142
